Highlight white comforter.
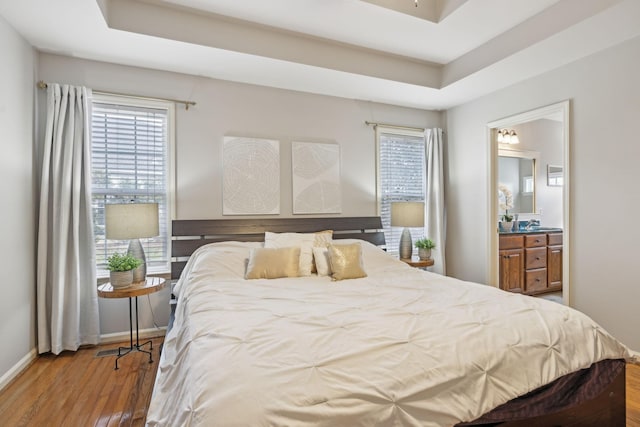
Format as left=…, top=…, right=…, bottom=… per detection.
left=147, top=240, right=629, bottom=427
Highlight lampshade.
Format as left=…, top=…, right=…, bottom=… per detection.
left=105, top=203, right=159, bottom=240
left=391, top=202, right=425, bottom=227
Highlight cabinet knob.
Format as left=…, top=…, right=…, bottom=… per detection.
left=536, top=278, right=540, bottom=282
left=536, top=257, right=540, bottom=260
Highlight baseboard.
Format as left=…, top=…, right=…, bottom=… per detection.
left=0, top=348, right=38, bottom=392
left=100, top=327, right=166, bottom=344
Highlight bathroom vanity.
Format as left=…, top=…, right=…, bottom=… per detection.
left=499, top=229, right=562, bottom=295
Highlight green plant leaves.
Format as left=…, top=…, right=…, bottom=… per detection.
left=107, top=252, right=143, bottom=271
left=415, top=238, right=436, bottom=249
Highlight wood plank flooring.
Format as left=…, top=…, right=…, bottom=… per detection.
left=0, top=337, right=163, bottom=427
left=629, top=363, right=640, bottom=426
left=0, top=341, right=639, bottom=426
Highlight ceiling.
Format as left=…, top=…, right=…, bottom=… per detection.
left=2, top=0, right=640, bottom=110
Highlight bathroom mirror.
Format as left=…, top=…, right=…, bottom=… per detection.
left=498, top=149, right=537, bottom=214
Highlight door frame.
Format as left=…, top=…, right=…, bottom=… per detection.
left=486, top=100, right=571, bottom=304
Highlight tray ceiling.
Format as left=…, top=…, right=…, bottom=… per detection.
left=1, top=0, right=639, bottom=109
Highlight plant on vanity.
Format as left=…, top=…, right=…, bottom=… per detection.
left=107, top=252, right=143, bottom=289
left=498, top=184, right=514, bottom=231
left=501, top=210, right=514, bottom=232
left=415, top=238, right=436, bottom=260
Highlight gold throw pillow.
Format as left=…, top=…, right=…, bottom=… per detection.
left=245, top=247, right=301, bottom=279
left=327, top=243, right=367, bottom=281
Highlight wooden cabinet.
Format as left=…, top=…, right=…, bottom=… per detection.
left=499, top=231, right=562, bottom=295
left=499, top=248, right=524, bottom=292
left=498, top=235, right=524, bottom=293
left=547, top=233, right=563, bottom=291
left=524, top=234, right=547, bottom=293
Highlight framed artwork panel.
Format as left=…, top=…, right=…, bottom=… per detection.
left=292, top=142, right=341, bottom=214
left=223, top=136, right=280, bottom=215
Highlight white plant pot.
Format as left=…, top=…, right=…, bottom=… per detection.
left=501, top=221, right=513, bottom=232
left=110, top=270, right=133, bottom=289
left=418, top=248, right=432, bottom=260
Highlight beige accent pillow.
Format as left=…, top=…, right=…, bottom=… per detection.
left=327, top=243, right=367, bottom=281
left=312, top=247, right=331, bottom=276
left=313, top=230, right=333, bottom=247
left=245, top=247, right=301, bottom=279
left=264, top=232, right=315, bottom=276
left=265, top=231, right=333, bottom=276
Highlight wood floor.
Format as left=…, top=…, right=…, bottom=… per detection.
left=0, top=337, right=163, bottom=427
left=629, top=363, right=640, bottom=426
left=0, top=341, right=639, bottom=426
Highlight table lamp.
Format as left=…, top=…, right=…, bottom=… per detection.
left=106, top=203, right=159, bottom=283
left=391, top=201, right=425, bottom=260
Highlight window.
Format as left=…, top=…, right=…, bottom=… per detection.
left=377, top=129, right=426, bottom=254
left=91, top=95, right=174, bottom=277
left=522, top=176, right=534, bottom=194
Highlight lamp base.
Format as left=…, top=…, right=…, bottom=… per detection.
left=127, top=239, right=147, bottom=283
left=399, top=228, right=413, bottom=260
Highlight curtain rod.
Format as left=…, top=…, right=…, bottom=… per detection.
left=37, top=80, right=196, bottom=110
left=365, top=121, right=425, bottom=133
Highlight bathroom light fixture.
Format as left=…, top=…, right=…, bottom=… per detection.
left=497, top=129, right=519, bottom=145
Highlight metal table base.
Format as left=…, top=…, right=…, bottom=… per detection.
left=115, top=296, right=153, bottom=370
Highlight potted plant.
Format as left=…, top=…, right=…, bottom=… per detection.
left=415, top=238, right=436, bottom=260
left=107, top=252, right=143, bottom=289
left=501, top=211, right=514, bottom=232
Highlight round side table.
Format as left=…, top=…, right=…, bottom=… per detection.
left=400, top=258, right=435, bottom=269
left=98, top=277, right=166, bottom=369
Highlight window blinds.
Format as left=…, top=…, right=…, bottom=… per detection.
left=379, top=132, right=426, bottom=253
left=91, top=102, right=169, bottom=274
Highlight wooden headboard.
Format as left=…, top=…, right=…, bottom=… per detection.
left=171, top=216, right=385, bottom=279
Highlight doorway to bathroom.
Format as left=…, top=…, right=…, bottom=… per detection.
left=487, top=101, right=570, bottom=304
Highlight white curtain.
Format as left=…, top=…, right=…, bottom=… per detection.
left=37, top=84, right=99, bottom=354
left=425, top=128, right=446, bottom=274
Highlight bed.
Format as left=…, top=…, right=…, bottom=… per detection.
left=147, top=217, right=630, bottom=426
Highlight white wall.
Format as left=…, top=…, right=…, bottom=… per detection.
left=0, top=16, right=37, bottom=384
left=38, top=53, right=442, bottom=336
left=512, top=119, right=563, bottom=227
left=446, top=35, right=640, bottom=349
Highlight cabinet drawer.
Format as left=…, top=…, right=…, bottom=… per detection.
left=548, top=233, right=563, bottom=246
left=525, top=234, right=546, bottom=248
left=525, top=247, right=547, bottom=269
left=499, top=235, right=524, bottom=250
left=525, top=268, right=548, bottom=292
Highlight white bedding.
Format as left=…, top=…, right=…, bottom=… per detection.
left=147, top=240, right=629, bottom=427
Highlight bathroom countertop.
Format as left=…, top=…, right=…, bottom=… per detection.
left=499, top=227, right=563, bottom=234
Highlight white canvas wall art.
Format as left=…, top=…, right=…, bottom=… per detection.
left=292, top=142, right=341, bottom=214
left=223, top=137, right=280, bottom=215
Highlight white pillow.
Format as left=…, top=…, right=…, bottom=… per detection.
left=312, top=247, right=331, bottom=276
left=311, top=230, right=333, bottom=273
left=264, top=232, right=315, bottom=276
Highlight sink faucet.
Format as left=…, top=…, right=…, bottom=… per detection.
left=524, top=219, right=540, bottom=230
